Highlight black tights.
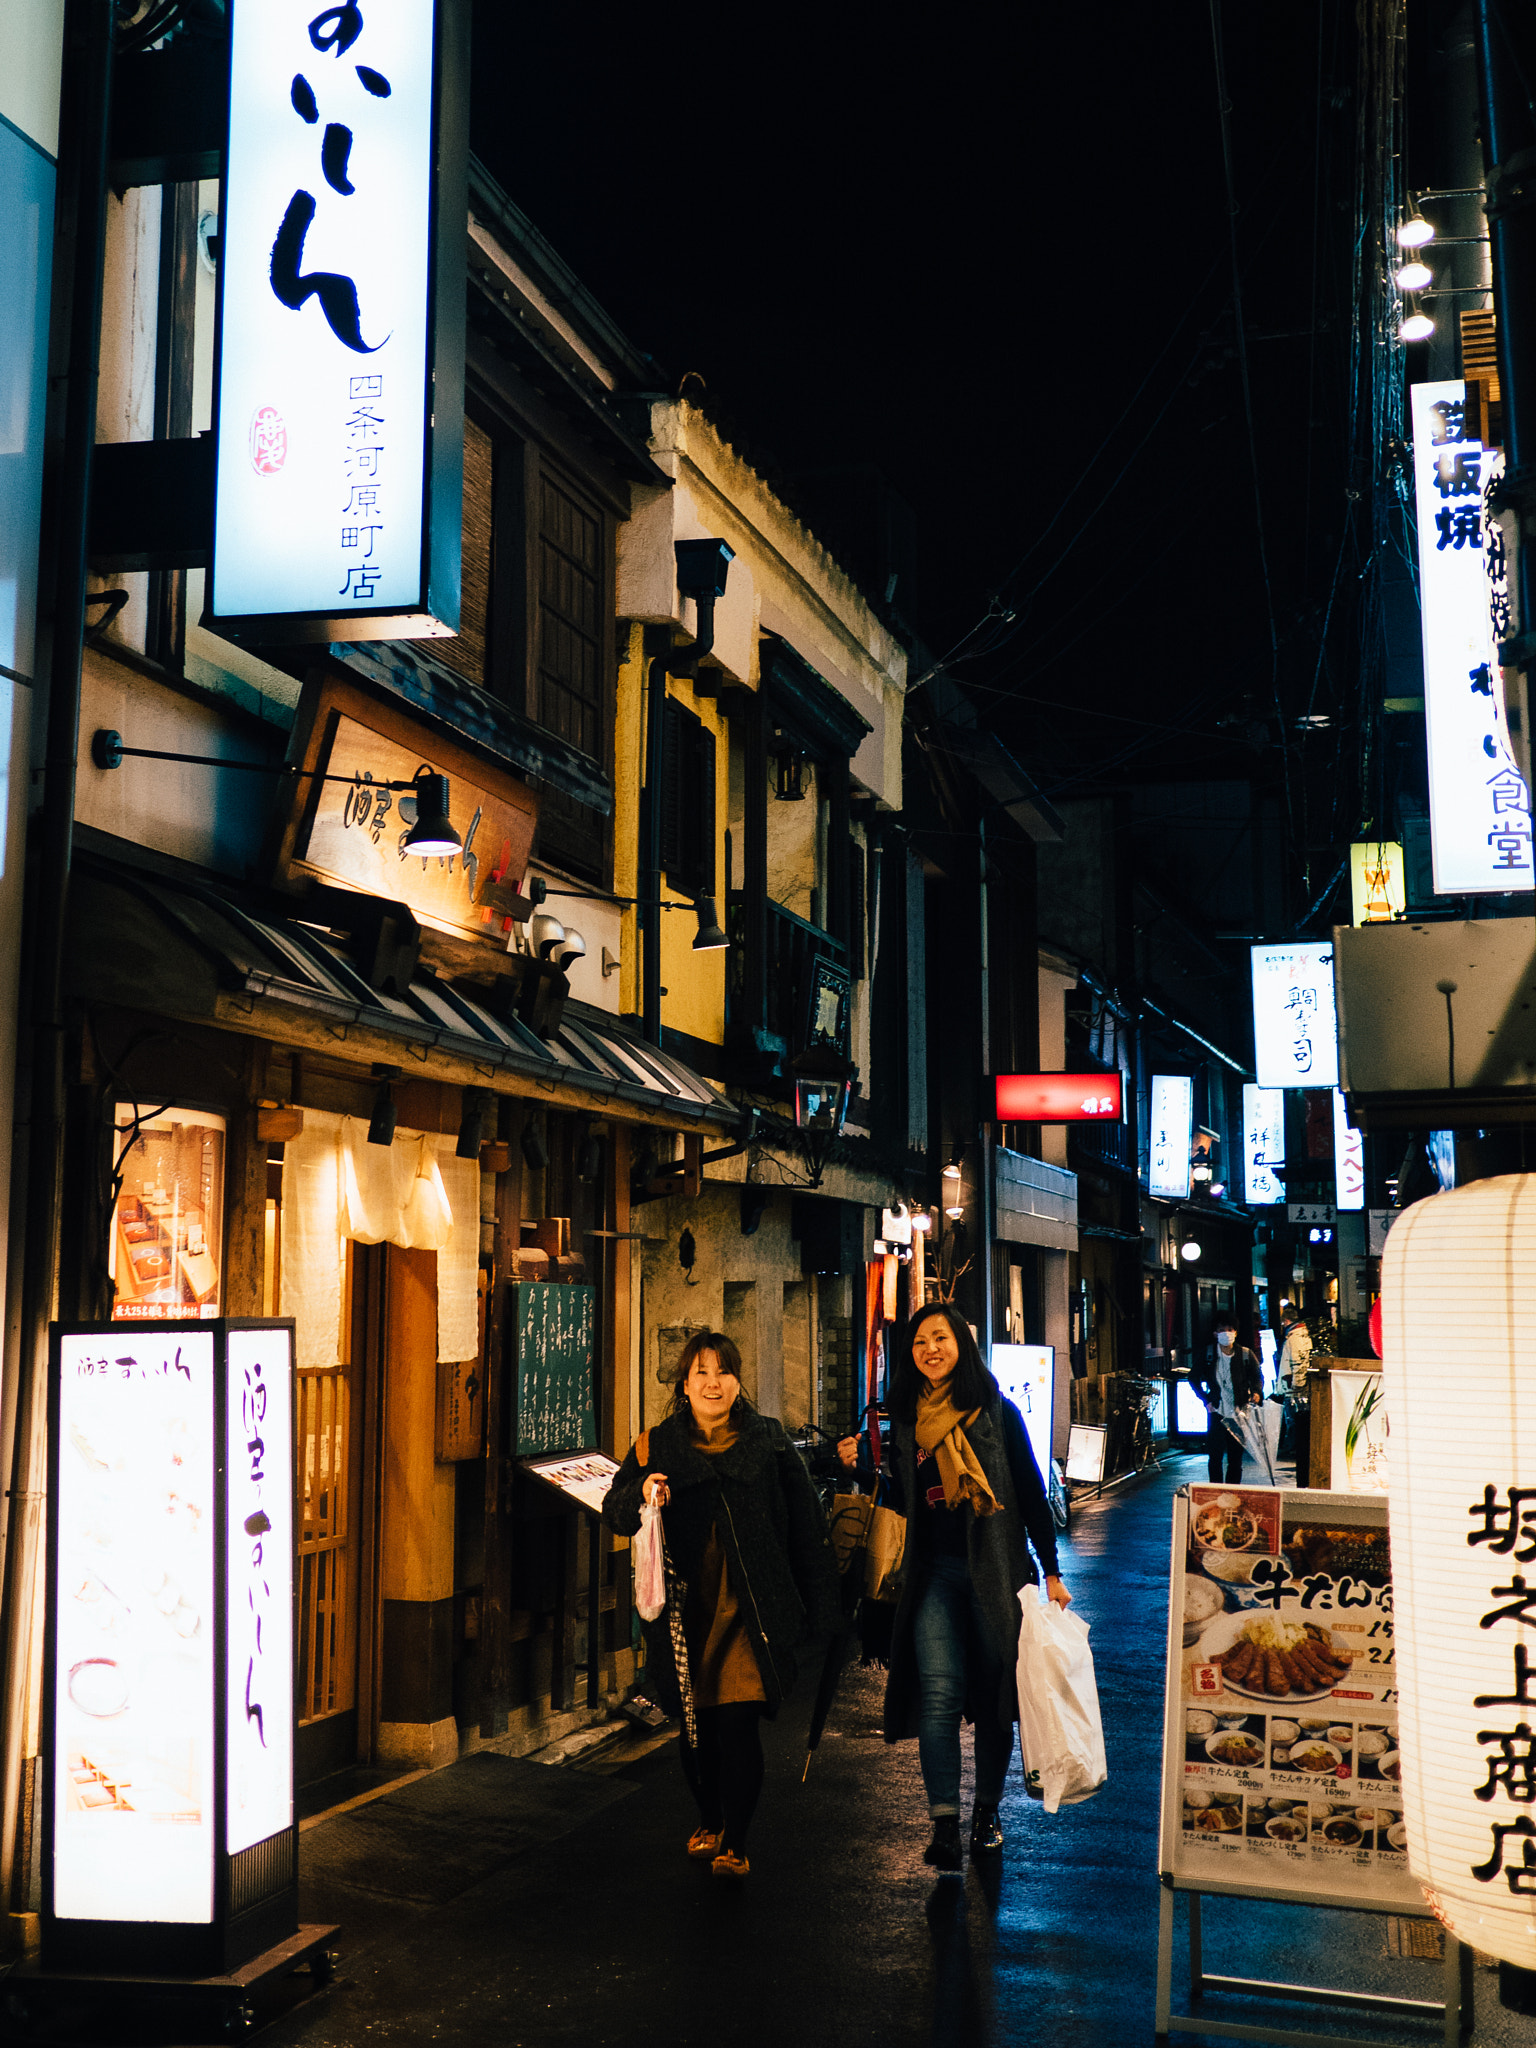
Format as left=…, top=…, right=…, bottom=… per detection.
left=678, top=1703, right=765, bottom=1853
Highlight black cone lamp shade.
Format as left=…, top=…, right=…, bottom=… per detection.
left=692, top=896, right=729, bottom=950
left=404, top=769, right=461, bottom=858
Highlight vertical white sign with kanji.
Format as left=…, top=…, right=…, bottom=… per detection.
left=1148, top=1075, right=1193, bottom=1200
left=211, top=0, right=439, bottom=629
left=1410, top=380, right=1533, bottom=893
left=1242, top=1083, right=1286, bottom=1206
left=1250, top=944, right=1339, bottom=1091
left=1332, top=1088, right=1364, bottom=1211
left=225, top=1327, right=294, bottom=1857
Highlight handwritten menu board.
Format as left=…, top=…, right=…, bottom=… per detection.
left=514, top=1283, right=596, bottom=1457
left=52, top=1330, right=217, bottom=1924
left=1161, top=1484, right=1420, bottom=1908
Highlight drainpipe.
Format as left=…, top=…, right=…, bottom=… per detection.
left=0, top=0, right=115, bottom=1928
left=979, top=816, right=995, bottom=1353
left=640, top=627, right=667, bottom=1045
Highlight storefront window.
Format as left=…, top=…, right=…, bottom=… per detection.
left=110, top=1105, right=226, bottom=1321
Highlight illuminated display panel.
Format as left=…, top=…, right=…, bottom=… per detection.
left=225, top=1326, right=294, bottom=1855
left=1175, top=1378, right=1209, bottom=1434
left=53, top=1329, right=217, bottom=1924
left=1065, top=1423, right=1108, bottom=1484
left=990, top=1342, right=1054, bottom=1482
left=1333, top=1087, right=1365, bottom=1211
left=1242, top=1083, right=1286, bottom=1205
left=210, top=0, right=439, bottom=629
left=1148, top=1075, right=1193, bottom=1200
left=994, top=1073, right=1123, bottom=1122
left=1250, top=942, right=1339, bottom=1090
left=110, top=1105, right=225, bottom=1321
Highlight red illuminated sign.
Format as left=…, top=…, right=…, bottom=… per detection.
left=994, top=1073, right=1123, bottom=1122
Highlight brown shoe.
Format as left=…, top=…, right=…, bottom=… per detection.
left=711, top=1849, right=750, bottom=1881
left=687, top=1826, right=725, bottom=1861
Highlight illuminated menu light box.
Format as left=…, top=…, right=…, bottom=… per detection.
left=44, top=1320, right=296, bottom=1976
left=1251, top=942, right=1339, bottom=1090
left=1148, top=1075, right=1194, bottom=1200
left=1065, top=1423, right=1108, bottom=1486
left=990, top=1342, right=1055, bottom=1484
left=994, top=1073, right=1123, bottom=1122
left=207, top=0, right=467, bottom=645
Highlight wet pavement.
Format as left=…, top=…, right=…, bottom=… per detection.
left=215, top=1455, right=1536, bottom=2042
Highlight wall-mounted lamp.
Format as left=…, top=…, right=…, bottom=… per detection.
left=941, top=1162, right=962, bottom=1183
left=554, top=928, right=586, bottom=972
left=911, top=1210, right=933, bottom=1234
left=537, top=885, right=730, bottom=954
left=90, top=731, right=464, bottom=860
left=1401, top=310, right=1435, bottom=342
left=528, top=910, right=567, bottom=961
left=368, top=1065, right=399, bottom=1147
left=692, top=896, right=728, bottom=951
left=1180, top=1238, right=1202, bottom=1262
left=457, top=1086, right=491, bottom=1161
left=944, top=1203, right=964, bottom=1219
left=791, top=1048, right=854, bottom=1188
left=774, top=748, right=807, bottom=801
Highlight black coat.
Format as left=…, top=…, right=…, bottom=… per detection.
left=1190, top=1345, right=1265, bottom=1412
left=603, top=1405, right=839, bottom=1719
left=881, top=1391, right=1061, bottom=1744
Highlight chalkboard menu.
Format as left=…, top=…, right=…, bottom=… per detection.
left=514, top=1283, right=596, bottom=1456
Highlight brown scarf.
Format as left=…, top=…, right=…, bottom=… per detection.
left=915, top=1383, right=1001, bottom=1517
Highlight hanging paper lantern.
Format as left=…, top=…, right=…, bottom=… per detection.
left=1382, top=1174, right=1536, bottom=1966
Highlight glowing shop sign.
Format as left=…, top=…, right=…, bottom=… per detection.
left=52, top=1330, right=217, bottom=1924
left=210, top=0, right=455, bottom=637
left=1350, top=839, right=1406, bottom=926
left=1241, top=1083, right=1285, bottom=1206
left=225, top=1326, right=294, bottom=1856
left=1409, top=380, right=1533, bottom=893
left=1332, top=1088, right=1364, bottom=1211
left=1250, top=942, right=1339, bottom=1090
left=994, top=1072, right=1123, bottom=1122
left=1148, top=1075, right=1193, bottom=1200
left=990, top=1342, right=1055, bottom=1483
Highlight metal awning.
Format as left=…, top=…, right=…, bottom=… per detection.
left=67, top=858, right=734, bottom=1131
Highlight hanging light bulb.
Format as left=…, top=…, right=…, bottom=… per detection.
left=945, top=1202, right=964, bottom=1219
left=1395, top=259, right=1433, bottom=292
left=942, top=1163, right=961, bottom=1182
left=1400, top=310, right=1435, bottom=343
left=1396, top=213, right=1434, bottom=248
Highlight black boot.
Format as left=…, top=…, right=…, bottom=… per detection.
left=970, top=1804, right=1004, bottom=1855
left=923, top=1814, right=963, bottom=1871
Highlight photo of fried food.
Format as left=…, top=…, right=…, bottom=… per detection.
left=1201, top=1614, right=1355, bottom=1702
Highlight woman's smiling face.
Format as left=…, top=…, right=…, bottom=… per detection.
left=911, top=1313, right=961, bottom=1385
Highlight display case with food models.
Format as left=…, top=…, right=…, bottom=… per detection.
left=108, top=1106, right=225, bottom=1321
left=43, top=1320, right=295, bottom=1975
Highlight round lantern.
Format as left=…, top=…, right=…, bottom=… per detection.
left=1382, top=1174, right=1536, bottom=1967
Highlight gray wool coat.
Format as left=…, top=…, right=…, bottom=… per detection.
left=881, top=1391, right=1062, bottom=1744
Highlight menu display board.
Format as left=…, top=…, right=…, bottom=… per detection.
left=52, top=1329, right=218, bottom=1924
left=514, top=1283, right=596, bottom=1456
left=1162, top=1484, right=1418, bottom=1908
left=521, top=1451, right=621, bottom=1515
left=110, top=1105, right=225, bottom=1321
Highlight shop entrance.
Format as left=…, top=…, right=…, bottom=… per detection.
left=268, top=1168, right=384, bottom=1789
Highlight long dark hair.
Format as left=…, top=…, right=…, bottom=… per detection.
left=669, top=1330, right=756, bottom=1436
left=885, top=1303, right=999, bottom=1424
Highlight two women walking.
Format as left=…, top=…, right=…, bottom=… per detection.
left=604, top=1306, right=1071, bottom=1881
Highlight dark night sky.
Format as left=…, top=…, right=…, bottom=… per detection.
left=471, top=5, right=1363, bottom=809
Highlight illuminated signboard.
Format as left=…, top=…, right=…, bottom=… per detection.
left=110, top=1105, right=225, bottom=1320
left=1409, top=380, right=1533, bottom=893
left=46, top=1321, right=297, bottom=1974
left=990, top=1342, right=1055, bottom=1482
left=1148, top=1075, right=1193, bottom=1200
left=1250, top=942, right=1338, bottom=1090
left=209, top=0, right=464, bottom=643
left=1332, top=1088, right=1364, bottom=1211
left=1350, top=839, right=1407, bottom=925
left=225, top=1327, right=294, bottom=1856
left=994, top=1073, right=1123, bottom=1122
left=1241, top=1083, right=1285, bottom=1206
left=51, top=1328, right=217, bottom=1926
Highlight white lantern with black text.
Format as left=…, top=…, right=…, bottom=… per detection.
left=1382, top=1177, right=1536, bottom=1966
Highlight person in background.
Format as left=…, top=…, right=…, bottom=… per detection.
left=838, top=1304, right=1070, bottom=1873
left=1191, top=1311, right=1264, bottom=1484
left=603, top=1333, right=838, bottom=1882
left=1277, top=1300, right=1315, bottom=1486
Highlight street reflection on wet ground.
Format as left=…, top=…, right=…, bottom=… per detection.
left=262, top=1450, right=1531, bottom=2048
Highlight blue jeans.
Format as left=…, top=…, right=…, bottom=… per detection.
left=912, top=1554, right=1015, bottom=1817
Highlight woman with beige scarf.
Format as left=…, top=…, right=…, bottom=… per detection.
left=842, top=1304, right=1070, bottom=1871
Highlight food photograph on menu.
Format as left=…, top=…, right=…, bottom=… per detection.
left=109, top=1105, right=225, bottom=1322
left=1168, top=1485, right=1413, bottom=1903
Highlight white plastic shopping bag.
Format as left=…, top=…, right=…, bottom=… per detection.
left=634, top=1495, right=667, bottom=1623
left=1015, top=1587, right=1107, bottom=1813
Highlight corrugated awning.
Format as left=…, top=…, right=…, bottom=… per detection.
left=67, top=858, right=734, bottom=1131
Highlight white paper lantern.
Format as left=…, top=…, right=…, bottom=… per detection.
left=1383, top=1174, right=1536, bottom=1965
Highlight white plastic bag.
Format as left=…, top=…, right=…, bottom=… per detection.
left=634, top=1496, right=667, bottom=1623
left=1015, top=1588, right=1107, bottom=1813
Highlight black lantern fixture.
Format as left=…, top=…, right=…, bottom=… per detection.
left=401, top=766, right=461, bottom=858
left=792, top=1049, right=854, bottom=1188
left=692, top=896, right=729, bottom=950
left=774, top=745, right=807, bottom=801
